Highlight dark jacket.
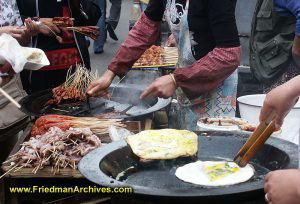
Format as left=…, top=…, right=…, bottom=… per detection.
left=16, top=0, right=101, bottom=69
left=250, top=0, right=295, bottom=84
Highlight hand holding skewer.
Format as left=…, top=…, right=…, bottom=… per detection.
left=37, top=18, right=64, bottom=43
left=87, top=70, right=114, bottom=99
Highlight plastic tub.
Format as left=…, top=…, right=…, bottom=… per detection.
left=237, top=94, right=300, bottom=144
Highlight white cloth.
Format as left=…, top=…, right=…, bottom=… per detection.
left=0, top=33, right=27, bottom=73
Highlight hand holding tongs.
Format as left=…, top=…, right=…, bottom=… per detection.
left=234, top=110, right=277, bottom=167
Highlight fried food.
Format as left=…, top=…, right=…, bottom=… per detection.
left=175, top=160, right=254, bottom=187
left=126, top=129, right=198, bottom=160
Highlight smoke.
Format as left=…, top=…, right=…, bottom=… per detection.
left=111, top=70, right=161, bottom=106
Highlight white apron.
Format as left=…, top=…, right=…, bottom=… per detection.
left=165, top=0, right=238, bottom=130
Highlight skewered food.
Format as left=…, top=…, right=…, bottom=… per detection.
left=175, top=161, right=254, bottom=187
left=52, top=17, right=74, bottom=27
left=52, top=17, right=99, bottom=40
left=198, top=117, right=248, bottom=126
left=31, top=114, right=125, bottom=137
left=47, top=86, right=87, bottom=105
left=133, top=46, right=178, bottom=67
left=126, top=129, right=198, bottom=160
left=198, top=116, right=260, bottom=132
left=37, top=17, right=99, bottom=41
left=66, top=26, right=99, bottom=40
left=46, top=64, right=97, bottom=105
left=134, top=45, right=165, bottom=66
left=3, top=127, right=101, bottom=175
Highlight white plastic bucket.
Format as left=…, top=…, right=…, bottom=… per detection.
left=237, top=94, right=300, bottom=144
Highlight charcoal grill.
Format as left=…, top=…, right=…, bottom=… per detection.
left=78, top=131, right=298, bottom=203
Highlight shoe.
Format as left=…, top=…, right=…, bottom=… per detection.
left=106, top=23, right=118, bottom=41
left=94, top=50, right=104, bottom=54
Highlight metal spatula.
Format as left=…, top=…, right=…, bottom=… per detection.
left=120, top=104, right=135, bottom=115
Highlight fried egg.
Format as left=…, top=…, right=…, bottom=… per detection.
left=175, top=160, right=254, bottom=186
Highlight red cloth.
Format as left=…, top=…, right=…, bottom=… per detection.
left=42, top=48, right=81, bottom=71
left=174, top=46, right=241, bottom=99
left=108, top=13, right=161, bottom=77
left=61, top=6, right=75, bottom=44
left=41, top=5, right=81, bottom=71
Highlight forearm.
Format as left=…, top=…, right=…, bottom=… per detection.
left=108, top=13, right=161, bottom=77
left=174, top=46, right=241, bottom=99
left=0, top=26, right=29, bottom=46
left=284, top=75, right=300, bottom=98
left=292, top=36, right=300, bottom=67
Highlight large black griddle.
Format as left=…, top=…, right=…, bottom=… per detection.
left=19, top=84, right=171, bottom=120
left=78, top=132, right=298, bottom=202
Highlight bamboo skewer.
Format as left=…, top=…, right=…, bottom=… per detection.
left=0, top=164, right=19, bottom=179
left=0, top=87, right=21, bottom=109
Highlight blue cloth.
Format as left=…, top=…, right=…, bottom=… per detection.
left=140, top=2, right=148, bottom=11
left=274, top=0, right=300, bottom=36
left=93, top=0, right=107, bottom=52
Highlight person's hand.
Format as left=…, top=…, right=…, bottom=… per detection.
left=87, top=70, right=115, bottom=98
left=259, top=77, right=300, bottom=129
left=165, top=34, right=177, bottom=47
left=264, top=169, right=300, bottom=204
left=24, top=18, right=40, bottom=36
left=0, top=26, right=26, bottom=41
left=38, top=18, right=63, bottom=43
left=0, top=62, right=14, bottom=86
left=140, top=74, right=177, bottom=99
left=0, top=62, right=14, bottom=74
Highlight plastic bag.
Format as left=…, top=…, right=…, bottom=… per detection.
left=0, top=33, right=49, bottom=74
left=108, top=125, right=134, bottom=142
left=0, top=33, right=27, bottom=73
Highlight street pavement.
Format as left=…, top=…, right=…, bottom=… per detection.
left=89, top=0, right=131, bottom=76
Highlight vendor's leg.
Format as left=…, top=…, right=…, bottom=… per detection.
left=107, top=0, right=122, bottom=29
left=93, top=0, right=107, bottom=53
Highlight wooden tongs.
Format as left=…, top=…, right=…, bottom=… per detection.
left=234, top=111, right=276, bottom=167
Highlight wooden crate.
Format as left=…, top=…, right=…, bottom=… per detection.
left=1, top=121, right=141, bottom=178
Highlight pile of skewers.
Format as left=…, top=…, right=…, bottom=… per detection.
left=47, top=64, right=97, bottom=105
left=2, top=127, right=101, bottom=176
left=134, top=45, right=164, bottom=66
left=163, top=47, right=179, bottom=65
left=52, top=17, right=99, bottom=40
left=36, top=17, right=99, bottom=41
left=31, top=114, right=125, bottom=137
left=133, top=46, right=178, bottom=67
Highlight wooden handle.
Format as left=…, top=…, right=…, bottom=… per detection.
left=144, top=119, right=152, bottom=130
left=234, top=110, right=276, bottom=166
left=238, top=120, right=276, bottom=167
left=0, top=87, right=21, bottom=109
